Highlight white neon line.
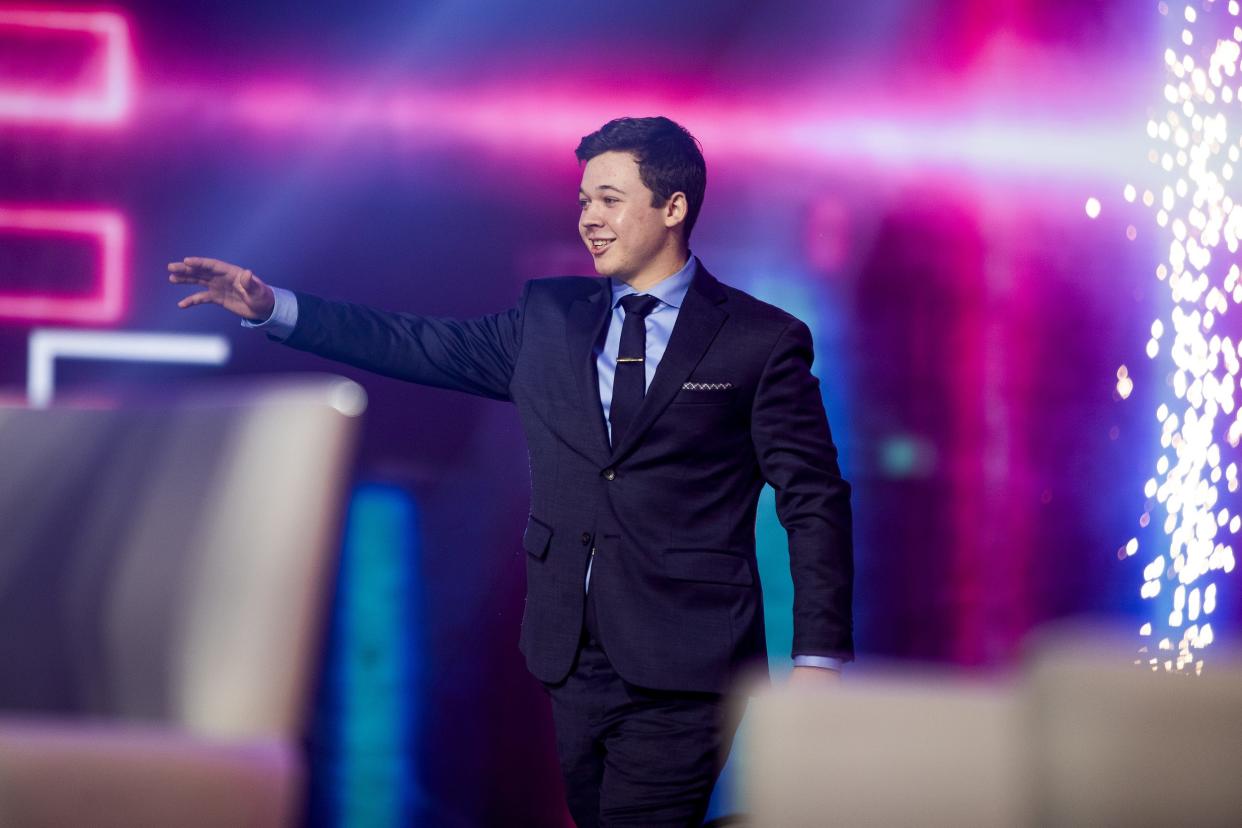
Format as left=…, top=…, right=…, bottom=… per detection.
left=27, top=329, right=231, bottom=408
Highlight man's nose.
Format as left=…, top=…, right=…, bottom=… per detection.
left=580, top=203, right=603, bottom=227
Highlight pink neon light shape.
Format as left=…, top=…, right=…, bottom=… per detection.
left=0, top=206, right=127, bottom=324
left=0, top=8, right=132, bottom=124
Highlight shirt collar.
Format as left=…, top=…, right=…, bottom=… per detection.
left=609, top=252, right=697, bottom=311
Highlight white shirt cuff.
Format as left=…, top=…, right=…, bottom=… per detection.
left=239, top=286, right=297, bottom=340
left=793, top=655, right=844, bottom=671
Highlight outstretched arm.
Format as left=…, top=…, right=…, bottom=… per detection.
left=169, top=256, right=525, bottom=402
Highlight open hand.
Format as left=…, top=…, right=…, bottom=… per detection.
left=168, top=257, right=275, bottom=322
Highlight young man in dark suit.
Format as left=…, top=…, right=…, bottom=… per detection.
left=170, top=116, right=853, bottom=827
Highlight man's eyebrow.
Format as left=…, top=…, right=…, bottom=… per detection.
left=579, top=185, right=627, bottom=195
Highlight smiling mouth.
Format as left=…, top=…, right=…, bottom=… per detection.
left=589, top=238, right=615, bottom=255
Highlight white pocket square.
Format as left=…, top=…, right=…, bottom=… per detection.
left=681, top=381, right=733, bottom=391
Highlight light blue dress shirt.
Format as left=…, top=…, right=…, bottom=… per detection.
left=594, top=253, right=697, bottom=443
left=244, top=258, right=841, bottom=671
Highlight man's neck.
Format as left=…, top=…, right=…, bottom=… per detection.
left=619, top=245, right=691, bottom=293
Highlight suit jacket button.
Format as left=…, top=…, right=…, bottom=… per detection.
left=602, top=468, right=616, bottom=481
left=580, top=532, right=591, bottom=545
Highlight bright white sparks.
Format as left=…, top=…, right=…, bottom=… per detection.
left=1124, top=5, right=1242, bottom=676
left=1117, top=364, right=1135, bottom=399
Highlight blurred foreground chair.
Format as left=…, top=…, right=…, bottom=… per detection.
left=0, top=375, right=365, bottom=827
left=745, top=624, right=1242, bottom=827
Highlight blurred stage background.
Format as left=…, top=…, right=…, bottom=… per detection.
left=2, top=0, right=1238, bottom=825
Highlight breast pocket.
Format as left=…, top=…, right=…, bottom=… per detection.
left=671, top=381, right=737, bottom=406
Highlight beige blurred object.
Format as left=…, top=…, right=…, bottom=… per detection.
left=1024, top=624, right=1242, bottom=827
left=0, top=375, right=365, bottom=828
left=0, top=720, right=296, bottom=828
left=745, top=623, right=1242, bottom=828
left=745, top=668, right=1023, bottom=827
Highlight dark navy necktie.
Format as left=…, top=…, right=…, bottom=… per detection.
left=609, top=293, right=660, bottom=447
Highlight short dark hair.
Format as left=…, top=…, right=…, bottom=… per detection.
left=575, top=116, right=707, bottom=240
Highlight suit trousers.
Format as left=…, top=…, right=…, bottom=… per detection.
left=542, top=588, right=743, bottom=827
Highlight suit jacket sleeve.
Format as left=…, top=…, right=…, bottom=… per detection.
left=281, top=283, right=529, bottom=402
left=750, top=317, right=854, bottom=661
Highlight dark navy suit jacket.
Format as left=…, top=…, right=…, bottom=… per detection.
left=282, top=262, right=853, bottom=693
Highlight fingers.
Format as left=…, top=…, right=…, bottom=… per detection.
left=181, top=256, right=238, bottom=274
left=168, top=261, right=215, bottom=279
left=168, top=272, right=209, bottom=286
left=176, top=291, right=215, bottom=309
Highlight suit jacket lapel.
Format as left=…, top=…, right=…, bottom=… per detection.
left=607, top=266, right=729, bottom=465
left=566, top=277, right=613, bottom=462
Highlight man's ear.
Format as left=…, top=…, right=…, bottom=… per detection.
left=663, top=192, right=688, bottom=230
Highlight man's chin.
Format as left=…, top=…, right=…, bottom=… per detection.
left=589, top=254, right=632, bottom=281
